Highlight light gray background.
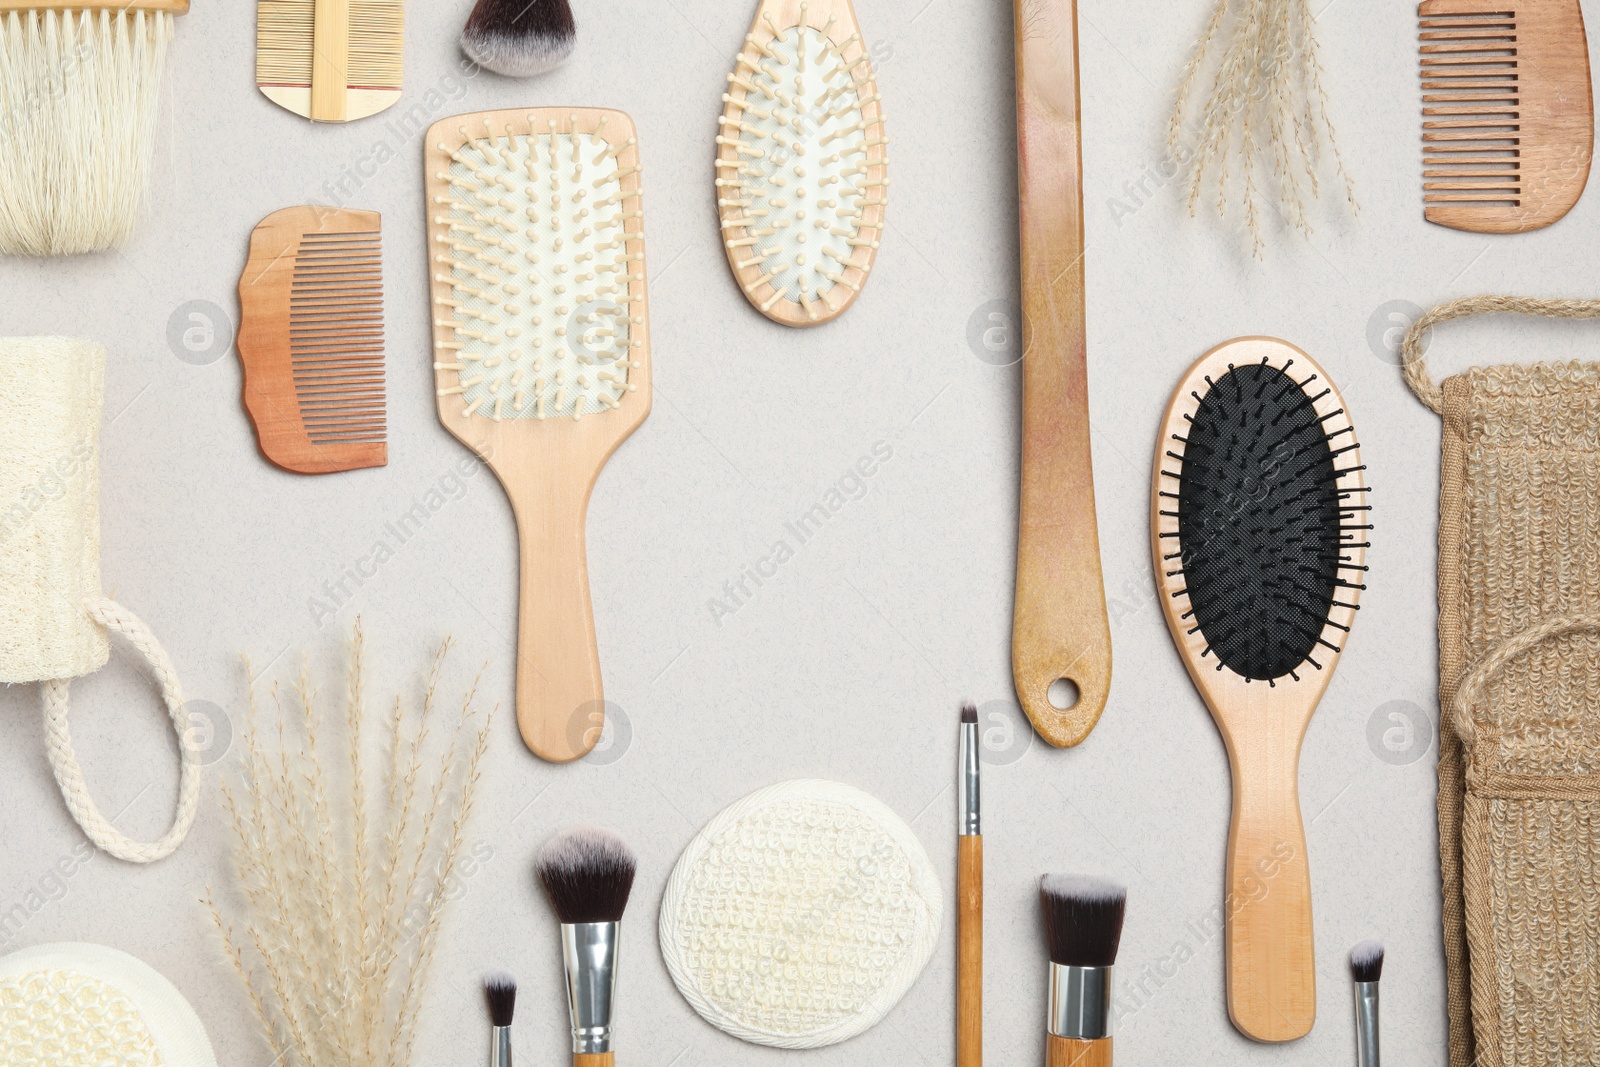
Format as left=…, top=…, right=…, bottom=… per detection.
left=3, top=0, right=1599, bottom=1063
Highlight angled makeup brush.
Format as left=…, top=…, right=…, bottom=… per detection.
left=536, top=827, right=638, bottom=1066
left=1040, top=875, right=1126, bottom=1067
left=1349, top=940, right=1383, bottom=1067
left=485, top=971, right=517, bottom=1067
left=958, top=703, right=982, bottom=1067
left=461, top=0, right=576, bottom=77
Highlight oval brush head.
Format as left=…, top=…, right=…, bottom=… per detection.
left=1150, top=336, right=1369, bottom=1043
left=716, top=0, right=888, bottom=327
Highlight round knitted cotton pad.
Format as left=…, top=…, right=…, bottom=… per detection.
left=658, top=779, right=942, bottom=1049
left=0, top=942, right=217, bottom=1067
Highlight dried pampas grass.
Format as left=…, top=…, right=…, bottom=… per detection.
left=206, top=623, right=492, bottom=1067
left=1167, top=0, right=1356, bottom=257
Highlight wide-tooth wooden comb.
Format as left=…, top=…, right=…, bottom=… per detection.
left=257, top=0, right=403, bottom=123
left=425, top=107, right=650, bottom=763
left=715, top=0, right=888, bottom=327
left=1011, top=0, right=1112, bottom=748
left=237, top=206, right=387, bottom=475
left=1420, top=0, right=1594, bottom=233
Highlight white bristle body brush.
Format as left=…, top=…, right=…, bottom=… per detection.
left=1040, top=874, right=1126, bottom=1067
left=536, top=827, right=638, bottom=1067
left=1349, top=940, right=1383, bottom=1067
left=461, top=0, right=575, bottom=76
left=715, top=0, right=888, bottom=327
left=0, top=1, right=185, bottom=257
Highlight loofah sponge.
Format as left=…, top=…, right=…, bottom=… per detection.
left=658, top=779, right=942, bottom=1049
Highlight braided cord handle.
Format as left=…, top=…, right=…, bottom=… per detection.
left=1452, top=614, right=1600, bottom=748
left=42, top=598, right=200, bottom=864
left=1401, top=296, right=1600, bottom=412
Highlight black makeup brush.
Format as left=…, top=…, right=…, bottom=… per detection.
left=485, top=971, right=517, bottom=1067
left=535, top=827, right=638, bottom=1067
left=1349, top=940, right=1384, bottom=1067
left=1040, top=874, right=1127, bottom=1067
left=461, top=0, right=577, bottom=77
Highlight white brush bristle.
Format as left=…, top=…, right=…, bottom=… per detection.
left=0, top=9, right=172, bottom=257
left=716, top=19, right=887, bottom=320
left=430, top=114, right=645, bottom=423
left=462, top=27, right=574, bottom=78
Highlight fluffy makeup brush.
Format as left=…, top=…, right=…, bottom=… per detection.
left=461, top=0, right=576, bottom=77
left=1040, top=875, right=1126, bottom=1067
left=536, top=827, right=638, bottom=1066
left=1349, top=941, right=1383, bottom=1067
left=486, top=971, right=517, bottom=1067
left=958, top=703, right=982, bottom=1067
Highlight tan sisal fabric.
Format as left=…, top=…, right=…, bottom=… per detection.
left=1403, top=298, right=1600, bottom=1067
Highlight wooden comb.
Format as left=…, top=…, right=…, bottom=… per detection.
left=237, top=206, right=387, bottom=475
left=425, top=107, right=650, bottom=762
left=257, top=0, right=403, bottom=123
left=1420, top=0, right=1594, bottom=233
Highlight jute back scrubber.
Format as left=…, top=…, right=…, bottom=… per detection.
left=0, top=337, right=198, bottom=862
left=1401, top=296, right=1600, bottom=1067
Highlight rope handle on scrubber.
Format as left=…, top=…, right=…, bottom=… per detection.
left=42, top=598, right=200, bottom=864
left=1452, top=613, right=1600, bottom=749
left=1401, top=296, right=1600, bottom=412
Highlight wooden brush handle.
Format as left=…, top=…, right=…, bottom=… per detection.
left=1224, top=735, right=1315, bottom=1042
left=1010, top=0, right=1111, bottom=749
left=506, top=474, right=604, bottom=763
left=958, top=835, right=983, bottom=1067
left=1047, top=1035, right=1110, bottom=1067
left=574, top=1056, right=613, bottom=1067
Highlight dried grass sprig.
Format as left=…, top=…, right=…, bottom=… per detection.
left=1168, top=0, right=1357, bottom=257
left=206, top=622, right=493, bottom=1067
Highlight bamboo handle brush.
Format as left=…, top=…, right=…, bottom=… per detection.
left=1010, top=0, right=1112, bottom=749
left=1040, top=875, right=1125, bottom=1067
left=957, top=704, right=982, bottom=1067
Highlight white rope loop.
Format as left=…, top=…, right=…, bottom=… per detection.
left=42, top=597, right=200, bottom=863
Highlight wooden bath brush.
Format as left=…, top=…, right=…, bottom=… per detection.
left=715, top=0, right=888, bottom=326
left=425, top=107, right=650, bottom=763
left=1151, top=337, right=1369, bottom=1042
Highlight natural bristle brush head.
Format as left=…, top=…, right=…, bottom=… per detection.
left=536, top=827, right=638, bottom=924
left=461, top=0, right=576, bottom=76
left=1349, top=940, right=1385, bottom=984
left=1151, top=336, right=1369, bottom=1043
left=717, top=0, right=889, bottom=327
left=484, top=970, right=517, bottom=1026
left=1039, top=874, right=1127, bottom=968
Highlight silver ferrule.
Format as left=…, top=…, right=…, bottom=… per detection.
left=958, top=720, right=980, bottom=836
left=1354, top=981, right=1380, bottom=1067
left=1048, top=964, right=1111, bottom=1040
left=489, top=1025, right=512, bottom=1067
left=561, top=922, right=619, bottom=1055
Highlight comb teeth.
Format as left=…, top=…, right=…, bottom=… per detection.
left=256, top=0, right=404, bottom=89
left=1421, top=8, right=1522, bottom=208
left=290, top=231, right=386, bottom=446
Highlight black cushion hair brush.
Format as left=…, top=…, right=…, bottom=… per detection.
left=461, top=0, right=577, bottom=77
left=1150, top=336, right=1370, bottom=1043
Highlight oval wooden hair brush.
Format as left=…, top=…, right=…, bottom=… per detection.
left=1150, top=336, right=1370, bottom=1043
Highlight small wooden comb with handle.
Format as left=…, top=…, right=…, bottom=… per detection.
left=1011, top=0, right=1112, bottom=748
left=237, top=206, right=387, bottom=475
left=1420, top=0, right=1593, bottom=232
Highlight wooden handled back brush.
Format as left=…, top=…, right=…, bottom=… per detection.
left=0, top=0, right=188, bottom=256
left=1151, top=337, right=1369, bottom=1042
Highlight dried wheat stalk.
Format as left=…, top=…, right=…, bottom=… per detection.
left=1167, top=0, right=1357, bottom=257
left=206, top=622, right=492, bottom=1067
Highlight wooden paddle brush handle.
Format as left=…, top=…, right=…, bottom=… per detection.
left=574, top=1056, right=613, bottom=1067
left=958, top=834, right=983, bottom=1067
left=1047, top=1035, right=1111, bottom=1067
left=1010, top=0, right=1111, bottom=749
left=508, top=477, right=604, bottom=763
left=1224, top=742, right=1316, bottom=1042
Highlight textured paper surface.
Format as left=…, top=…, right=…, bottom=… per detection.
left=5, top=0, right=1600, bottom=1063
